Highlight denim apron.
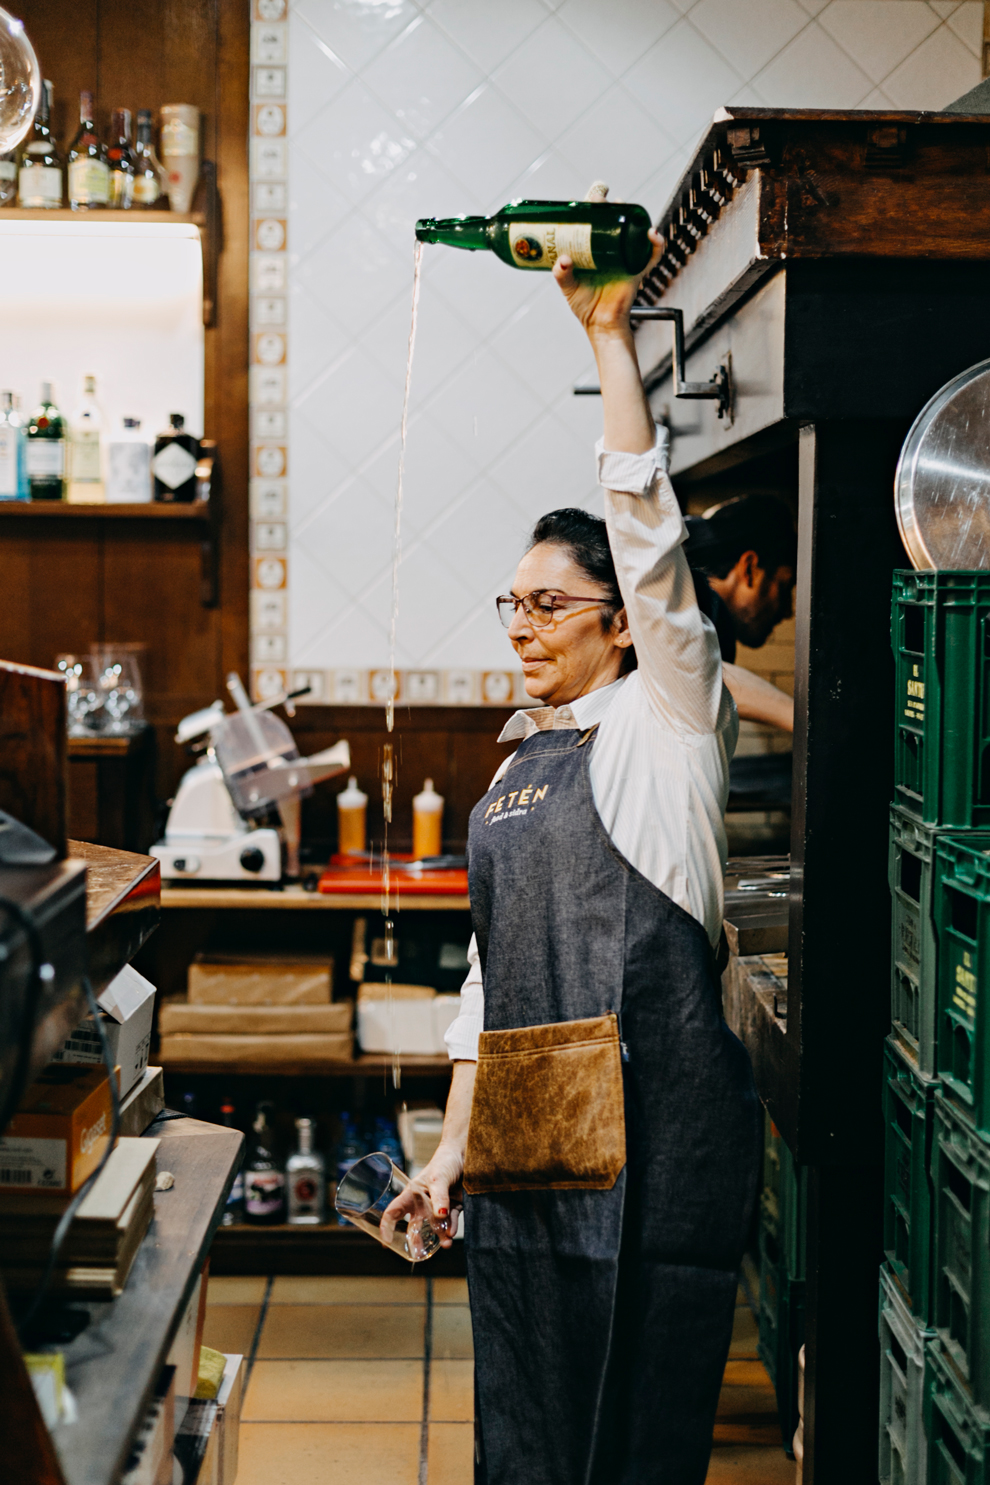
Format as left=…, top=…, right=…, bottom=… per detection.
left=464, top=724, right=761, bottom=1485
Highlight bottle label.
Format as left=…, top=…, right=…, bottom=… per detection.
left=70, top=429, right=101, bottom=482
left=289, top=1172, right=323, bottom=1217
left=26, top=440, right=64, bottom=477
left=18, top=164, right=62, bottom=205
left=153, top=442, right=197, bottom=490
left=69, top=157, right=109, bottom=204
left=508, top=221, right=595, bottom=271
left=245, top=1169, right=284, bottom=1216
left=108, top=441, right=151, bottom=500
left=110, top=171, right=134, bottom=208
left=161, top=119, right=198, bottom=158
left=0, top=428, right=19, bottom=497
left=133, top=172, right=160, bottom=205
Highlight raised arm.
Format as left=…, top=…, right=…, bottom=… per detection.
left=553, top=235, right=726, bottom=736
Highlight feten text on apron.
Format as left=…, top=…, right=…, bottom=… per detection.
left=464, top=723, right=761, bottom=1485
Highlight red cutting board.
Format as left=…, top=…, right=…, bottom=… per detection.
left=318, top=855, right=469, bottom=896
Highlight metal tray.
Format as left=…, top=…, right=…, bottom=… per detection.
left=895, top=357, right=990, bottom=570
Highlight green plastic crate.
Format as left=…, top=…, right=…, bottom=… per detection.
left=884, top=1038, right=937, bottom=1324
left=879, top=1264, right=935, bottom=1485
left=933, top=1093, right=990, bottom=1408
left=934, top=838, right=990, bottom=1135
left=760, top=1109, right=806, bottom=1280
left=892, top=570, right=990, bottom=829
left=758, top=1223, right=806, bottom=1450
left=889, top=810, right=990, bottom=1079
left=928, top=1339, right=990, bottom=1485
left=763, top=1109, right=781, bottom=1222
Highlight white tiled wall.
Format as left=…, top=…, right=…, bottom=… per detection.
left=257, top=0, right=983, bottom=697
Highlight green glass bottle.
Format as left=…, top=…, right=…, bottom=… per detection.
left=415, top=197, right=653, bottom=276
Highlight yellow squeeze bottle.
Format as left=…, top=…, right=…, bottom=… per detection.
left=337, top=776, right=368, bottom=856
left=412, top=778, right=444, bottom=860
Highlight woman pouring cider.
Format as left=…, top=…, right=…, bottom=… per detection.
left=383, top=229, right=761, bottom=1485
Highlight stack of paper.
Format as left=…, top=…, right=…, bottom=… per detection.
left=0, top=1137, right=159, bottom=1296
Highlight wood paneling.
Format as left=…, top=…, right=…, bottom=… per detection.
left=0, top=0, right=250, bottom=810
left=0, top=659, right=67, bottom=855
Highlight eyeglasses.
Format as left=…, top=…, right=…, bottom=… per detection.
left=496, top=590, right=609, bottom=629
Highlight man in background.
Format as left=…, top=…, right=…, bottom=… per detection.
left=685, top=494, right=796, bottom=733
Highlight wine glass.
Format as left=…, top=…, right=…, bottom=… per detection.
left=56, top=654, right=106, bottom=736
left=0, top=9, right=40, bottom=155
left=92, top=644, right=146, bottom=734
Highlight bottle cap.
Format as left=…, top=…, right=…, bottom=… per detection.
left=338, top=776, right=368, bottom=808
left=84, top=374, right=96, bottom=395
left=169, top=412, right=185, bottom=429
left=2, top=391, right=12, bottom=408
left=413, top=778, right=444, bottom=812
left=41, top=381, right=53, bottom=403
left=123, top=417, right=141, bottom=429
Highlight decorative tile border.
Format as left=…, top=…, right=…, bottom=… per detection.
left=252, top=668, right=529, bottom=708
left=249, top=0, right=289, bottom=702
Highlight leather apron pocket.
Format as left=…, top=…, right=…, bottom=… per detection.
left=463, top=1012, right=626, bottom=1194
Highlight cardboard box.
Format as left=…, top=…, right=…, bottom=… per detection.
left=358, top=984, right=438, bottom=1056
left=188, top=953, right=333, bottom=1005
left=0, top=1065, right=114, bottom=1193
left=160, top=1032, right=353, bottom=1065
left=167, top=1262, right=209, bottom=1431
left=160, top=1001, right=352, bottom=1036
left=119, top=1066, right=165, bottom=1139
left=52, top=964, right=156, bottom=1096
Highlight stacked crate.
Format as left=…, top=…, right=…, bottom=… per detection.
left=883, top=571, right=990, bottom=1484
left=758, top=1111, right=807, bottom=1450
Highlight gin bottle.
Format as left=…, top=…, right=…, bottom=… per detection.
left=287, top=1118, right=326, bottom=1225
left=153, top=413, right=199, bottom=502
left=67, top=374, right=105, bottom=503
left=0, top=392, right=27, bottom=500
left=416, top=194, right=652, bottom=276
left=26, top=382, right=66, bottom=500
left=19, top=81, right=63, bottom=208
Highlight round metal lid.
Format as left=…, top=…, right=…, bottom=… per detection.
left=896, top=358, right=990, bottom=570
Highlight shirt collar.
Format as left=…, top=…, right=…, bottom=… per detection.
left=497, top=676, right=628, bottom=744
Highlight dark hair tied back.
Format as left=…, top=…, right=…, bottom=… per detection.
left=528, top=508, right=637, bottom=670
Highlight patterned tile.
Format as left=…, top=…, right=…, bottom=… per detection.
left=882, top=21, right=980, bottom=107
left=816, top=2, right=940, bottom=86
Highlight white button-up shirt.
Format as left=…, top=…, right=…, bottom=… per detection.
left=444, top=427, right=738, bottom=1062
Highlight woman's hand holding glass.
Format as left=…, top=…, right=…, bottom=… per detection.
left=380, top=1139, right=465, bottom=1251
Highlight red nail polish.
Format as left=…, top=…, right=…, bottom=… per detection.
left=438, top=1207, right=448, bottom=1217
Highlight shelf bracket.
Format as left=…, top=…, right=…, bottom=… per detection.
left=629, top=306, right=731, bottom=418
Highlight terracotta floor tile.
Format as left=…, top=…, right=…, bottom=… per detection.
left=705, top=1441, right=795, bottom=1483
left=428, top=1422, right=475, bottom=1485
left=238, top=1422, right=420, bottom=1485
left=433, top=1277, right=469, bottom=1304
left=206, top=1276, right=268, bottom=1305
left=431, top=1305, right=474, bottom=1360
left=721, top=1359, right=775, bottom=1390
left=430, top=1360, right=474, bottom=1421
left=271, top=1275, right=426, bottom=1305
left=243, top=1359, right=423, bottom=1421
left=201, top=1304, right=260, bottom=1355
left=257, top=1303, right=425, bottom=1359
left=728, top=1305, right=760, bottom=1359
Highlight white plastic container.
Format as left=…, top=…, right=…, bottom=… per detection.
left=107, top=418, right=152, bottom=502
left=412, top=778, right=443, bottom=860
left=337, top=776, right=368, bottom=856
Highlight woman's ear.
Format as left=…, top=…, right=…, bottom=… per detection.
left=612, top=607, right=633, bottom=647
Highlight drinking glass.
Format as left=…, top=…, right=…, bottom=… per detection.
left=335, top=1152, right=443, bottom=1262
left=56, top=654, right=106, bottom=736
left=91, top=644, right=145, bottom=734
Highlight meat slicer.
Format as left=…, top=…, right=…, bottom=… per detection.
left=151, top=674, right=349, bottom=884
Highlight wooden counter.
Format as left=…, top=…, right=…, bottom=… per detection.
left=161, top=884, right=470, bottom=911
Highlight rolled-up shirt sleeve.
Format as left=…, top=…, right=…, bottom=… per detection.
left=597, top=425, right=726, bottom=737
left=444, top=933, right=483, bottom=1062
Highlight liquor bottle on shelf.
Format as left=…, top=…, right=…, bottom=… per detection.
left=415, top=189, right=653, bottom=276
left=152, top=413, right=200, bottom=502
left=67, top=374, right=105, bottom=503
left=26, top=382, right=66, bottom=500
left=0, top=392, right=27, bottom=500
left=107, top=417, right=152, bottom=502
left=18, top=80, right=63, bottom=209
left=107, top=107, right=135, bottom=209
left=334, top=1113, right=366, bottom=1226
left=133, top=110, right=167, bottom=209
left=220, top=1098, right=245, bottom=1227
left=67, top=91, right=109, bottom=211
left=244, top=1101, right=285, bottom=1225
left=287, top=1118, right=327, bottom=1225
left=373, top=1116, right=405, bottom=1173
left=0, top=150, right=16, bottom=206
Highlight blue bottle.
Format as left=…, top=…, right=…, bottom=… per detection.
left=334, top=1113, right=366, bottom=1226
left=374, top=1116, right=405, bottom=1173
left=0, top=392, right=28, bottom=500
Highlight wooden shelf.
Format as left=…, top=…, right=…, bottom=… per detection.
left=0, top=501, right=210, bottom=519
left=210, top=1216, right=467, bottom=1278
left=162, top=885, right=471, bottom=911
left=0, top=209, right=205, bottom=225
left=161, top=1052, right=453, bottom=1078
left=47, top=1115, right=241, bottom=1485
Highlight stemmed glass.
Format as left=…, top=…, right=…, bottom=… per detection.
left=56, top=655, right=106, bottom=736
